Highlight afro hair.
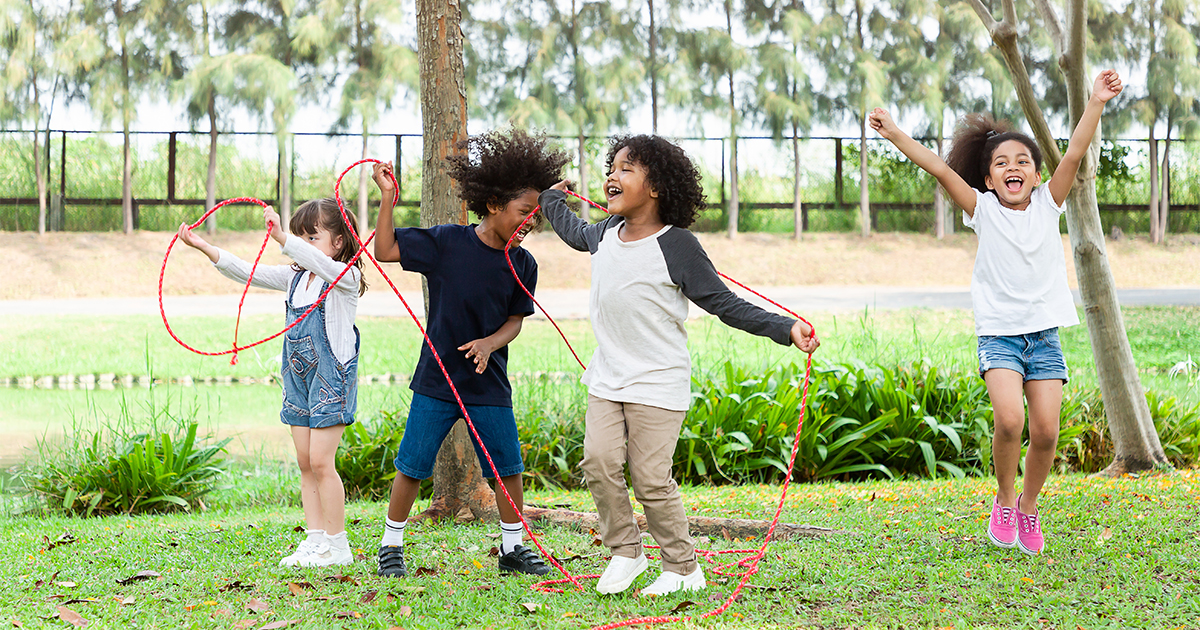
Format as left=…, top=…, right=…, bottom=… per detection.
left=605, top=135, right=707, bottom=229
left=446, top=127, right=571, bottom=220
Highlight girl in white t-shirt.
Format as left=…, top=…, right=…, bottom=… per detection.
left=868, top=70, right=1123, bottom=555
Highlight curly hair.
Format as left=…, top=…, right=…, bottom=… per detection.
left=945, top=113, right=1043, bottom=194
left=290, top=198, right=368, bottom=296
left=605, top=135, right=707, bottom=228
left=446, top=127, right=571, bottom=220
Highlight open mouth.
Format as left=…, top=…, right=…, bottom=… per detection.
left=1005, top=176, right=1023, bottom=193
left=606, top=184, right=622, bottom=200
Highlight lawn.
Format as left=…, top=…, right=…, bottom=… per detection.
left=3, top=470, right=1198, bottom=629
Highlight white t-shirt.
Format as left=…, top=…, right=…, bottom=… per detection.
left=963, top=184, right=1079, bottom=336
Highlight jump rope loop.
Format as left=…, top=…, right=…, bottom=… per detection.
left=161, top=166, right=815, bottom=628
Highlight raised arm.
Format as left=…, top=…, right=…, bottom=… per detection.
left=1048, top=70, right=1123, bottom=207
left=372, top=161, right=402, bottom=262
left=868, top=108, right=979, bottom=217
left=538, top=182, right=613, bottom=254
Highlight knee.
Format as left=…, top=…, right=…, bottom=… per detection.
left=309, top=457, right=339, bottom=481
left=1027, top=426, right=1058, bottom=452
left=294, top=452, right=312, bottom=473
left=991, top=416, right=1024, bottom=442
left=581, top=450, right=624, bottom=482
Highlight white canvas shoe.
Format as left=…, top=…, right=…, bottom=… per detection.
left=299, top=540, right=354, bottom=567
left=641, top=567, right=706, bottom=596
left=279, top=537, right=321, bottom=567
left=595, top=554, right=649, bottom=594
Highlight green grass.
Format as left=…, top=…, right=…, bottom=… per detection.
left=3, top=469, right=1198, bottom=628
left=4, top=308, right=1198, bottom=467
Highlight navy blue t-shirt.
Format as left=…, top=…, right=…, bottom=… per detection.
left=395, top=224, right=537, bottom=407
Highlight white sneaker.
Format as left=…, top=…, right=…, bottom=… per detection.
left=279, top=537, right=320, bottom=567
left=299, top=541, right=354, bottom=567
left=641, top=567, right=706, bottom=596
left=595, top=554, right=649, bottom=594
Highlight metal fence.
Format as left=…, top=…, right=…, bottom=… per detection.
left=1, top=129, right=1196, bottom=234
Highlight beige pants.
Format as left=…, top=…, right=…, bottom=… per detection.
left=581, top=395, right=697, bottom=575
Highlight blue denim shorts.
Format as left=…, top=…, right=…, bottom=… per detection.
left=393, top=393, right=525, bottom=480
left=280, top=334, right=359, bottom=429
left=977, top=328, right=1069, bottom=383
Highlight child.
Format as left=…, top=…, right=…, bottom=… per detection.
left=868, top=69, right=1123, bottom=555
left=371, top=128, right=570, bottom=578
left=177, top=199, right=367, bottom=567
left=538, top=135, right=819, bottom=596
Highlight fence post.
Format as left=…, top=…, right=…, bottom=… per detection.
left=168, top=132, right=177, bottom=203
left=834, top=138, right=844, bottom=207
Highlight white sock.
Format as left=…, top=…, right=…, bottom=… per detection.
left=500, top=521, right=523, bottom=555
left=381, top=518, right=406, bottom=547
left=304, top=529, right=326, bottom=545
left=326, top=530, right=349, bottom=549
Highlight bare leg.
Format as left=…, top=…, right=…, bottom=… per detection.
left=387, top=472, right=423, bottom=523
left=308, top=425, right=347, bottom=534
left=495, top=474, right=524, bottom=524
left=984, top=369, right=1026, bottom=509
left=1020, top=379, right=1063, bottom=513
left=290, top=426, right=323, bottom=530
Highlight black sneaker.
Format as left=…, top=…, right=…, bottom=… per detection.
left=377, top=545, right=407, bottom=578
left=498, top=544, right=551, bottom=576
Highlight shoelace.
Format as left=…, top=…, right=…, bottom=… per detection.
left=1021, top=512, right=1039, bottom=532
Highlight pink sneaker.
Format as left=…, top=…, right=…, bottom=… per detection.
left=987, top=495, right=1017, bottom=548
left=1016, top=493, right=1044, bottom=555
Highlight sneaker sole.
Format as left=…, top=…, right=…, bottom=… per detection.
left=987, top=528, right=1017, bottom=549
left=595, top=556, right=649, bottom=595
left=1016, top=540, right=1043, bottom=555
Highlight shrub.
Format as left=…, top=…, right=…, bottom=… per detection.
left=336, top=411, right=406, bottom=501
left=20, top=420, right=229, bottom=517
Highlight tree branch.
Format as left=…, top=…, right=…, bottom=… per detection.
left=963, top=0, right=998, bottom=32
left=521, top=507, right=849, bottom=541
left=1031, top=0, right=1066, bottom=55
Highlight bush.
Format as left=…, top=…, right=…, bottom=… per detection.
left=20, top=419, right=229, bottom=517
left=336, top=411, right=406, bottom=501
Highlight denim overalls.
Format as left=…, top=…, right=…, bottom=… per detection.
left=280, top=271, right=359, bottom=428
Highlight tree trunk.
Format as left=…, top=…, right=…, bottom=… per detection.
left=34, top=97, right=46, bottom=236
left=577, top=133, right=587, bottom=218
left=792, top=130, right=803, bottom=240
left=934, top=133, right=946, bottom=239
left=971, top=0, right=1166, bottom=474
left=278, top=133, right=292, bottom=230
left=205, top=97, right=218, bottom=234
left=1158, top=133, right=1170, bottom=243
left=648, top=0, right=657, bottom=134
left=1147, top=130, right=1158, bottom=243
left=521, top=507, right=847, bottom=541
left=359, top=131, right=371, bottom=233
left=726, top=74, right=739, bottom=239
left=416, top=0, right=495, bottom=522
left=859, top=114, right=870, bottom=237
left=117, top=0, right=133, bottom=234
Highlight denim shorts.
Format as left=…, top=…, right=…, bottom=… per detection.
left=977, top=328, right=1069, bottom=383
left=393, top=393, right=525, bottom=480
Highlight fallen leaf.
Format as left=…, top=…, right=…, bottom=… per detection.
left=670, top=600, right=696, bottom=613
left=211, top=609, right=230, bottom=617
left=519, top=602, right=541, bottom=614
left=286, top=583, right=309, bottom=596
left=259, top=620, right=300, bottom=630
left=1099, top=528, right=1113, bottom=541
left=55, top=607, right=87, bottom=628
left=314, top=596, right=343, bottom=602
left=398, top=605, right=412, bottom=617
left=560, top=612, right=576, bottom=618
left=11, top=619, right=24, bottom=627
left=324, top=574, right=360, bottom=586
left=293, top=525, right=305, bottom=533
left=245, top=598, right=271, bottom=613
left=220, top=580, right=252, bottom=592
left=474, top=585, right=495, bottom=592
left=43, top=533, right=78, bottom=552
left=333, top=611, right=362, bottom=619
left=414, top=567, right=437, bottom=577
left=360, top=590, right=377, bottom=604
left=61, top=599, right=97, bottom=606
left=116, top=570, right=161, bottom=585
left=118, top=596, right=135, bottom=606
left=53, top=582, right=77, bottom=589
left=232, top=621, right=255, bottom=630
left=386, top=627, right=404, bottom=630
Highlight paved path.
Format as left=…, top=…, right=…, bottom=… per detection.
left=2, top=286, right=1197, bottom=319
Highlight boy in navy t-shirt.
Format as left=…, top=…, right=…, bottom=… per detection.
left=370, top=128, right=570, bottom=578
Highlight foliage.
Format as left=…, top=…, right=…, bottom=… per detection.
left=335, top=411, right=406, bottom=501
left=19, top=415, right=229, bottom=517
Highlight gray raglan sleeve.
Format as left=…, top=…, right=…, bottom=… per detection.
left=659, top=228, right=796, bottom=346
left=538, top=189, right=618, bottom=254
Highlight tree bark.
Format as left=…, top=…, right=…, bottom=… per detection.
left=277, top=133, right=292, bottom=230
left=577, top=133, right=587, bottom=218
left=415, top=0, right=496, bottom=522
left=359, top=132, right=371, bottom=233
left=1147, top=129, right=1159, bottom=243
left=725, top=3, right=738, bottom=239
left=521, top=507, right=847, bottom=541
left=967, top=0, right=1166, bottom=474
left=34, top=78, right=46, bottom=236
left=117, top=0, right=134, bottom=234
left=1158, top=133, right=1170, bottom=243
left=792, top=129, right=802, bottom=240
left=934, top=133, right=946, bottom=239
left=205, top=96, right=218, bottom=234
left=859, top=114, right=870, bottom=237
left=648, top=0, right=657, bottom=134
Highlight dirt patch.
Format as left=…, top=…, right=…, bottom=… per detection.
left=3, top=229, right=1198, bottom=300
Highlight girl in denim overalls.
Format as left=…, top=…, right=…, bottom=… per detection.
left=869, top=70, right=1123, bottom=555
left=177, top=200, right=366, bottom=567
